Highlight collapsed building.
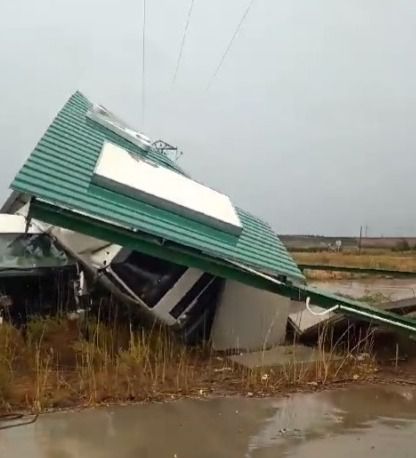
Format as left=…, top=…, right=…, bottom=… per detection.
left=1, top=91, right=416, bottom=352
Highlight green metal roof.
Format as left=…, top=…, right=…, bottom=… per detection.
left=11, top=91, right=304, bottom=282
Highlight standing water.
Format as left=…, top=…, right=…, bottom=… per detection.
left=310, top=277, right=416, bottom=301
left=1, top=385, right=416, bottom=457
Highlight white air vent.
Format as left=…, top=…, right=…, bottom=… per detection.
left=87, top=104, right=152, bottom=152
left=93, top=142, right=243, bottom=235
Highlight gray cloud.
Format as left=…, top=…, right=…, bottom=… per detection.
left=1, top=0, right=415, bottom=236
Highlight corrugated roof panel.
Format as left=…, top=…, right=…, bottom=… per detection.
left=11, top=91, right=305, bottom=282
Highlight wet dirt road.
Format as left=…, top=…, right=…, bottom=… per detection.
left=1, top=385, right=416, bottom=457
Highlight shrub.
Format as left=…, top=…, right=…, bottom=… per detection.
left=394, top=239, right=410, bottom=251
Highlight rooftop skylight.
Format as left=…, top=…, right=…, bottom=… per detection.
left=87, top=104, right=152, bottom=152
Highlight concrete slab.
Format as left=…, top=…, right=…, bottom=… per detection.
left=228, top=344, right=341, bottom=370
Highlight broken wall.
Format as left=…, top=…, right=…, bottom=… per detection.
left=210, top=280, right=290, bottom=352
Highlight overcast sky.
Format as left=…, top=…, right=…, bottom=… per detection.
left=1, top=0, right=416, bottom=236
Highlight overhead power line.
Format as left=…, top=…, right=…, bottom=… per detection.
left=172, top=0, right=196, bottom=86
left=141, top=0, right=146, bottom=127
left=206, top=0, right=256, bottom=90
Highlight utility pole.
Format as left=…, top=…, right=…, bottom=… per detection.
left=358, top=225, right=363, bottom=254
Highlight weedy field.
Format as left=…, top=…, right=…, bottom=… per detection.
left=293, top=250, right=416, bottom=273
left=0, top=314, right=376, bottom=413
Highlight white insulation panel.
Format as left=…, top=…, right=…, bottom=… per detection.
left=93, top=142, right=242, bottom=235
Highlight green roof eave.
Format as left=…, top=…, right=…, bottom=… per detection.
left=277, top=283, right=416, bottom=335
left=29, top=199, right=293, bottom=291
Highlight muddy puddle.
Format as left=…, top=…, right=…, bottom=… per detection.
left=1, top=385, right=416, bottom=457
left=310, top=277, right=416, bottom=301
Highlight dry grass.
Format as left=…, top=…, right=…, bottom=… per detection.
left=304, top=270, right=364, bottom=281
left=0, top=316, right=377, bottom=414
left=293, top=251, right=416, bottom=272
